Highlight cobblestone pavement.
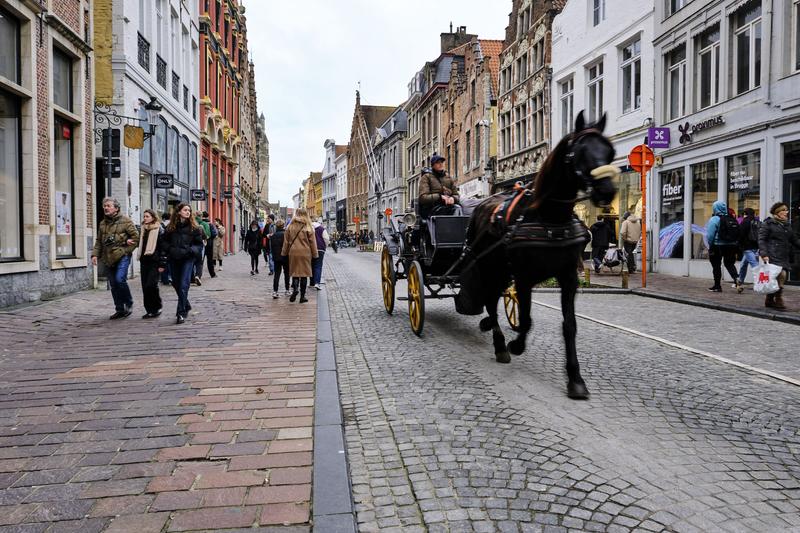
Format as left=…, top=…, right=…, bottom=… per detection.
left=326, top=249, right=800, bottom=533
left=0, top=254, right=316, bottom=532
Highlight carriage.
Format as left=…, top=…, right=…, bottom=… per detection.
left=379, top=209, right=519, bottom=336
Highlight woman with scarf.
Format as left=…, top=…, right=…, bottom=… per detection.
left=138, top=209, right=164, bottom=318
left=159, top=203, right=205, bottom=324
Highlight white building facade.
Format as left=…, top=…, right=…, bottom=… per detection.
left=321, top=139, right=338, bottom=234
left=335, top=151, right=348, bottom=233
left=551, top=0, right=655, bottom=250
left=652, top=0, right=800, bottom=283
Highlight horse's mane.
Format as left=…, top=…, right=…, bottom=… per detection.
left=529, top=134, right=573, bottom=210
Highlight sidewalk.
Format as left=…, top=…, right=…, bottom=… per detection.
left=585, top=262, right=800, bottom=324
left=0, top=254, right=317, bottom=532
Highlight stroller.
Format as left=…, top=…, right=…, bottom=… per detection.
left=601, top=245, right=626, bottom=274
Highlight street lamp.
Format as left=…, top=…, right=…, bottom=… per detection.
left=143, top=96, right=163, bottom=139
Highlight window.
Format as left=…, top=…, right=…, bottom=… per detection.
left=593, top=0, right=605, bottom=26
left=201, top=157, right=208, bottom=192
left=0, top=7, right=20, bottom=83
left=474, top=123, right=481, bottom=167
left=179, top=135, right=189, bottom=186
left=733, top=1, right=762, bottom=95
left=0, top=90, right=22, bottom=260
left=668, top=0, right=691, bottom=16
left=517, top=6, right=531, bottom=38
left=621, top=39, right=641, bottom=113
left=453, top=140, right=459, bottom=179
left=531, top=93, right=544, bottom=143
left=154, top=117, right=167, bottom=173
left=465, top=130, right=471, bottom=171
left=514, top=103, right=528, bottom=151
left=53, top=49, right=73, bottom=112
left=560, top=78, right=574, bottom=135
left=587, top=61, right=603, bottom=123
left=727, top=150, right=760, bottom=218
left=500, top=112, right=512, bottom=156
left=138, top=105, right=151, bottom=168
left=659, top=169, right=685, bottom=259
left=691, top=160, right=718, bottom=259
left=501, top=67, right=512, bottom=93
left=155, top=0, right=163, bottom=55
left=666, top=45, right=687, bottom=120
left=516, top=53, right=528, bottom=83
left=470, top=79, right=476, bottom=106
left=54, top=118, right=74, bottom=258
left=167, top=126, right=178, bottom=182
left=794, top=0, right=800, bottom=72
left=696, top=26, right=720, bottom=109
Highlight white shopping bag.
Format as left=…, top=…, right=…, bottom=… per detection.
left=753, top=262, right=782, bottom=295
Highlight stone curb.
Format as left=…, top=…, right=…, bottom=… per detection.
left=532, top=288, right=633, bottom=294
left=312, top=287, right=357, bottom=532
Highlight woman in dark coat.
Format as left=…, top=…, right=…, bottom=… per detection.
left=159, top=203, right=205, bottom=324
left=269, top=219, right=290, bottom=298
left=759, top=202, right=800, bottom=311
left=245, top=221, right=262, bottom=275
left=138, top=209, right=164, bottom=318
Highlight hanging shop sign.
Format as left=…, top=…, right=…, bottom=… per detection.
left=190, top=189, right=208, bottom=201
left=154, top=174, right=174, bottom=189
left=647, top=127, right=670, bottom=149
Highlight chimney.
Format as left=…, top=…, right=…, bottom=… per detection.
left=440, top=25, right=477, bottom=53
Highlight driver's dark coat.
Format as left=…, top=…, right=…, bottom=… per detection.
left=418, top=169, right=460, bottom=208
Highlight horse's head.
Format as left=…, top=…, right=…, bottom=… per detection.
left=568, top=111, right=618, bottom=207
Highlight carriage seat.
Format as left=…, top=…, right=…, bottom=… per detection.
left=428, top=215, right=471, bottom=249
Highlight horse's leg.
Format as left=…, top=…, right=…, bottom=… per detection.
left=482, top=286, right=509, bottom=363
left=507, top=277, right=533, bottom=356
left=558, top=269, right=589, bottom=400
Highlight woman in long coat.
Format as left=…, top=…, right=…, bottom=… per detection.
left=213, top=218, right=226, bottom=270
left=759, top=202, right=800, bottom=311
left=281, top=208, right=318, bottom=303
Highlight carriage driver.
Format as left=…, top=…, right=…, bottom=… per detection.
left=418, top=155, right=460, bottom=220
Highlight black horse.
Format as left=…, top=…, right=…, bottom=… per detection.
left=461, top=111, right=617, bottom=399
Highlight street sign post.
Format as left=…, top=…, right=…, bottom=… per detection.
left=628, top=144, right=655, bottom=288
left=384, top=208, right=393, bottom=217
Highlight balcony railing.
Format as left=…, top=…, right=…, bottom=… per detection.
left=137, top=33, right=150, bottom=72
left=156, top=55, right=167, bottom=88
left=172, top=71, right=180, bottom=101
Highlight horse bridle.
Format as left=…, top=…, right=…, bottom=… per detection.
left=552, top=128, right=613, bottom=204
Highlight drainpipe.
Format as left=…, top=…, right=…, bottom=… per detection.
left=764, top=0, right=774, bottom=106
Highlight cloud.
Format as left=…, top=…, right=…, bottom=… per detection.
left=245, top=0, right=510, bottom=205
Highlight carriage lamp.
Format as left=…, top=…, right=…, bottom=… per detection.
left=402, top=213, right=417, bottom=227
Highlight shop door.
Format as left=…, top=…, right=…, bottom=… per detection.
left=785, top=172, right=800, bottom=284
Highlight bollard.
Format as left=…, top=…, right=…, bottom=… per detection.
left=584, top=267, right=591, bottom=285
left=621, top=270, right=629, bottom=289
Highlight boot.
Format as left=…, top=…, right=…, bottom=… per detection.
left=773, top=290, right=787, bottom=311
left=765, top=294, right=775, bottom=308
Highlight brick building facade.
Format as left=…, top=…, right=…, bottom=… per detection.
left=0, top=0, right=95, bottom=307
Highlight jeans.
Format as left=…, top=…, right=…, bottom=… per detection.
left=108, top=255, right=133, bottom=313
left=709, top=245, right=739, bottom=288
left=140, top=257, right=162, bottom=314
left=311, top=250, right=325, bottom=286
left=205, top=239, right=216, bottom=277
left=273, top=261, right=290, bottom=293
left=170, top=259, right=195, bottom=317
left=268, top=252, right=275, bottom=274
left=738, top=249, right=759, bottom=283
left=194, top=245, right=205, bottom=279
left=623, top=242, right=637, bottom=273
left=160, top=263, right=172, bottom=284
left=591, top=246, right=607, bottom=272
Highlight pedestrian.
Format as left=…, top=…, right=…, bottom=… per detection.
left=589, top=215, right=614, bottom=273
left=266, top=214, right=276, bottom=275
left=193, top=212, right=211, bottom=285
left=620, top=211, right=641, bottom=273
left=245, top=221, right=262, bottom=275
left=159, top=203, right=205, bottom=324
left=311, top=218, right=329, bottom=289
left=270, top=219, right=291, bottom=298
left=92, top=197, right=139, bottom=320
left=202, top=211, right=217, bottom=278
left=160, top=211, right=172, bottom=286
left=705, top=200, right=741, bottom=292
left=281, top=208, right=318, bottom=303
left=213, top=218, right=226, bottom=271
left=758, top=202, right=800, bottom=311
left=736, top=207, right=760, bottom=292
left=239, top=226, right=246, bottom=252
left=138, top=209, right=164, bottom=318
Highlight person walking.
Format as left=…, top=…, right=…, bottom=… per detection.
left=759, top=202, right=800, bottom=310
left=736, top=207, right=760, bottom=292
left=138, top=209, right=163, bottom=318
left=266, top=214, right=276, bottom=275
left=92, top=197, right=139, bottom=319
left=160, top=211, right=172, bottom=286
left=589, top=215, right=614, bottom=273
left=239, top=226, right=246, bottom=252
left=193, top=213, right=211, bottom=285
left=245, top=221, right=262, bottom=275
left=201, top=212, right=217, bottom=278
left=705, top=200, right=741, bottom=292
left=159, top=203, right=205, bottom=324
left=270, top=219, right=291, bottom=298
left=213, top=218, right=226, bottom=271
left=620, top=212, right=641, bottom=273
left=281, top=208, right=318, bottom=303
left=311, top=218, right=329, bottom=289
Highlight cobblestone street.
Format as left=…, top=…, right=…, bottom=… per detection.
left=326, top=249, right=800, bottom=533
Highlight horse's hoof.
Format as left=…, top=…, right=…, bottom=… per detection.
left=479, top=317, right=493, bottom=332
left=507, top=339, right=525, bottom=356
left=567, top=382, right=590, bottom=400
left=495, top=351, right=511, bottom=364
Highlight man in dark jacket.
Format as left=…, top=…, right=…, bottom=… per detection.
left=589, top=215, right=615, bottom=273
left=202, top=211, right=217, bottom=278
left=736, top=207, right=759, bottom=292
left=759, top=202, right=800, bottom=310
left=270, top=220, right=290, bottom=298
left=92, top=197, right=139, bottom=319
left=418, top=155, right=459, bottom=219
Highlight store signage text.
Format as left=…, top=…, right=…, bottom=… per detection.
left=678, top=116, right=725, bottom=145
left=728, top=169, right=754, bottom=191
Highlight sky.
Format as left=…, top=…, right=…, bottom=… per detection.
left=244, top=0, right=511, bottom=206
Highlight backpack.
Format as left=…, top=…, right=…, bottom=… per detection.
left=747, top=219, right=760, bottom=244
left=717, top=214, right=740, bottom=243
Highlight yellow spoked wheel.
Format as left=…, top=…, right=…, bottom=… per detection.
left=381, top=246, right=396, bottom=315
left=407, top=261, right=425, bottom=337
left=504, top=283, right=520, bottom=332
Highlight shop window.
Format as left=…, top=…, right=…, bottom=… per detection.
left=733, top=1, right=762, bottom=95
left=696, top=25, right=720, bottom=110
left=666, top=45, right=686, bottom=121
left=727, top=150, right=760, bottom=218
left=0, top=90, right=22, bottom=261
left=659, top=169, right=685, bottom=259
left=560, top=78, right=574, bottom=136
left=621, top=39, right=641, bottom=113
left=691, top=160, right=718, bottom=259
left=54, top=118, right=75, bottom=258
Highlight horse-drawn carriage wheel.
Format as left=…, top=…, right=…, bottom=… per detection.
left=381, top=246, right=396, bottom=315
left=407, top=261, right=425, bottom=337
left=504, top=284, right=520, bottom=332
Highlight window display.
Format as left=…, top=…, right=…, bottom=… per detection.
left=659, top=169, right=685, bottom=259
left=691, top=160, right=718, bottom=259
left=727, top=150, right=760, bottom=218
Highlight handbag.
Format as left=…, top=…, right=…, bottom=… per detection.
left=753, top=261, right=782, bottom=295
